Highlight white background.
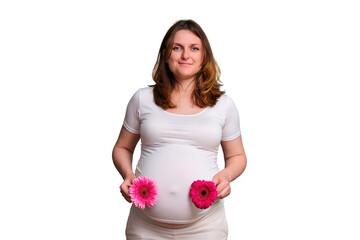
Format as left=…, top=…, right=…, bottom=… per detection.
left=1, top=0, right=359, bottom=239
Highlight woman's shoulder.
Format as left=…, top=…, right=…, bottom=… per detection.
left=131, top=86, right=153, bottom=97
left=213, top=94, right=238, bottom=112
left=216, top=94, right=231, bottom=105
left=137, top=86, right=153, bottom=99
left=139, top=86, right=153, bottom=93
left=129, top=86, right=154, bottom=105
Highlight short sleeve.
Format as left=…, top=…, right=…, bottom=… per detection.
left=123, top=89, right=141, bottom=134
left=221, top=96, right=241, bottom=141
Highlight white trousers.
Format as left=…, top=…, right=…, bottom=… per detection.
left=125, top=201, right=228, bottom=240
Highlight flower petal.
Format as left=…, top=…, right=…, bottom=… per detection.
left=129, top=176, right=158, bottom=209
left=189, top=180, right=218, bottom=209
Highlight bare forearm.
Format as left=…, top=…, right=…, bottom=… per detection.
left=220, top=136, right=247, bottom=183
left=112, top=146, right=134, bottom=180
left=224, top=154, right=247, bottom=182
left=112, top=126, right=140, bottom=180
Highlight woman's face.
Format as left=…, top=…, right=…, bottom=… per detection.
left=167, top=30, right=204, bottom=82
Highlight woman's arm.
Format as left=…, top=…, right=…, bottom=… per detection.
left=112, top=126, right=140, bottom=202
left=212, top=135, right=247, bottom=199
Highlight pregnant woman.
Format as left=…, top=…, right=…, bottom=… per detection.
left=112, top=19, right=247, bottom=240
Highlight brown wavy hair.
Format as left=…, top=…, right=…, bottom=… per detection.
left=151, top=19, right=224, bottom=109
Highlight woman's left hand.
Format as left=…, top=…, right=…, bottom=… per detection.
left=212, top=170, right=231, bottom=199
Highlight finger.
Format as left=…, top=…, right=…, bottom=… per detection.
left=120, top=184, right=132, bottom=203
left=212, top=177, right=219, bottom=186
left=122, top=192, right=132, bottom=203
left=216, top=181, right=227, bottom=192
left=212, top=174, right=221, bottom=185
left=218, top=185, right=231, bottom=199
left=216, top=182, right=230, bottom=198
left=120, top=188, right=132, bottom=203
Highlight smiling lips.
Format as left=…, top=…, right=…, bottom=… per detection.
left=179, top=62, right=192, bottom=65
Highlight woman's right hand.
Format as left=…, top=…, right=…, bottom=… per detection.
left=120, top=172, right=137, bottom=203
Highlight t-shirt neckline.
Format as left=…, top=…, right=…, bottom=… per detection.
left=160, top=107, right=209, bottom=117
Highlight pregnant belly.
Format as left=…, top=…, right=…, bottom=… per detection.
left=135, top=145, right=219, bottom=224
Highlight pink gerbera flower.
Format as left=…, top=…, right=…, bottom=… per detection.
left=129, top=176, right=158, bottom=210
left=189, top=180, right=218, bottom=209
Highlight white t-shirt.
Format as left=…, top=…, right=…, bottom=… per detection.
left=124, top=87, right=241, bottom=224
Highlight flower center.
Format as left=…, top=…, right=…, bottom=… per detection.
left=139, top=188, right=148, bottom=197
left=199, top=187, right=209, bottom=199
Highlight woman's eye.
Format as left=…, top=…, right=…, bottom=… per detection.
left=173, top=46, right=181, bottom=50
left=192, top=47, right=199, bottom=51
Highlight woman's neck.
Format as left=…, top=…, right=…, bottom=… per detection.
left=173, top=78, right=195, bottom=95
left=171, top=78, right=196, bottom=107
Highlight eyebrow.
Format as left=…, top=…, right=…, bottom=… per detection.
left=173, top=43, right=201, bottom=47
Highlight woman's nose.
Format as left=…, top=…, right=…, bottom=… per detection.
left=181, top=48, right=189, bottom=59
